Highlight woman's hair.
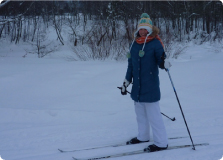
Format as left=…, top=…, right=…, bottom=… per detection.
left=136, top=31, right=141, bottom=38
left=132, top=31, right=141, bottom=40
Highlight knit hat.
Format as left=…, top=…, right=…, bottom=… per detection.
left=126, top=13, right=153, bottom=58
left=134, top=13, right=153, bottom=37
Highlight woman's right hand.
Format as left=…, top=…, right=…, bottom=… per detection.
left=121, top=79, right=130, bottom=95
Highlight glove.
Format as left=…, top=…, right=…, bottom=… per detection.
left=164, top=59, right=172, bottom=70
left=121, top=79, right=130, bottom=95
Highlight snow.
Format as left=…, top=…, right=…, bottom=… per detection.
left=0, top=42, right=223, bottom=160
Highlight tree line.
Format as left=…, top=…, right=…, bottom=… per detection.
left=0, top=1, right=222, bottom=59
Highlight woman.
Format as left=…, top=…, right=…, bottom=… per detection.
left=121, top=13, right=171, bottom=152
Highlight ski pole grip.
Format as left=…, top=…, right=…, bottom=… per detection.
left=117, top=87, right=131, bottom=94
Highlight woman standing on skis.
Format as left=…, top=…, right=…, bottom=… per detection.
left=120, top=13, right=171, bottom=152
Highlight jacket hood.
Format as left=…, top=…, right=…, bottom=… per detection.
left=150, top=26, right=160, bottom=37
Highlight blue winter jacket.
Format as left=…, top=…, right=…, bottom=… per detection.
left=125, top=38, right=165, bottom=102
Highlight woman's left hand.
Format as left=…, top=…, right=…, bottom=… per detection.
left=164, top=59, right=172, bottom=70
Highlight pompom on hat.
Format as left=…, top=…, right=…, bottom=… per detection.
left=134, top=13, right=153, bottom=37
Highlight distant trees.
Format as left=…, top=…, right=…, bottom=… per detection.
left=0, top=1, right=222, bottom=59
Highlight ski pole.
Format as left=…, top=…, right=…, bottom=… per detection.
left=117, top=87, right=175, bottom=121
left=161, top=112, right=176, bottom=121
left=166, top=69, right=196, bottom=150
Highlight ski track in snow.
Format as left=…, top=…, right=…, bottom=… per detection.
left=0, top=44, right=223, bottom=160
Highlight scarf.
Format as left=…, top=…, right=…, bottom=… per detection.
left=136, top=35, right=164, bottom=48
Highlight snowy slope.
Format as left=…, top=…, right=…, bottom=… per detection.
left=0, top=43, right=223, bottom=160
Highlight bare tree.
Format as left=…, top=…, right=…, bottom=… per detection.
left=53, top=15, right=64, bottom=45
left=66, top=15, right=79, bottom=46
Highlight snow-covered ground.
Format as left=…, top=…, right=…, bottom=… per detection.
left=0, top=42, right=223, bottom=160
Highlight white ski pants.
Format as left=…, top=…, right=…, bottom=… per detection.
left=134, top=101, right=168, bottom=147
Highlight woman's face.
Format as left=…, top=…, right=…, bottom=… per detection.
left=138, top=29, right=148, bottom=37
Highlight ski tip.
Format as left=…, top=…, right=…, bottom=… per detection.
left=58, top=149, right=64, bottom=153
left=172, top=117, right=176, bottom=121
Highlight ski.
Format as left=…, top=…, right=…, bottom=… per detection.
left=72, top=143, right=209, bottom=160
left=58, top=136, right=187, bottom=153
